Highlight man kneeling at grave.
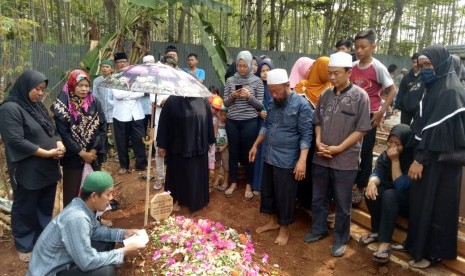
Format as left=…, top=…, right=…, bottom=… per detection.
left=27, top=171, right=146, bottom=276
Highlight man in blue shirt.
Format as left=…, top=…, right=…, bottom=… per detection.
left=183, top=53, right=206, bottom=83
left=249, top=68, right=313, bottom=246
left=27, top=172, right=146, bottom=276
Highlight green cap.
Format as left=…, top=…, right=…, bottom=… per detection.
left=101, top=59, right=114, bottom=68
left=82, top=171, right=114, bottom=192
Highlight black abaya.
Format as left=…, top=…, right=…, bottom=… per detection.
left=407, top=45, right=465, bottom=262
left=156, top=96, right=215, bottom=212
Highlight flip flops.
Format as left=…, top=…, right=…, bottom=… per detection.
left=213, top=183, right=228, bottom=191
left=358, top=233, right=378, bottom=246
left=391, top=243, right=407, bottom=252
left=408, top=258, right=442, bottom=268
left=224, top=186, right=236, bottom=198
left=352, top=190, right=364, bottom=204
left=372, top=249, right=391, bottom=264
left=18, top=252, right=31, bottom=263
left=244, top=190, right=254, bottom=201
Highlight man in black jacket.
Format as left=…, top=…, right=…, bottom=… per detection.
left=394, top=53, right=425, bottom=125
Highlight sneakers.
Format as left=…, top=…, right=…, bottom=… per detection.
left=303, top=232, right=329, bottom=243
left=118, top=168, right=128, bottom=175
left=0, top=197, right=12, bottom=213
left=154, top=177, right=164, bottom=190
left=330, top=244, right=346, bottom=257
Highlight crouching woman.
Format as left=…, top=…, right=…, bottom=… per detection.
left=363, top=124, right=413, bottom=263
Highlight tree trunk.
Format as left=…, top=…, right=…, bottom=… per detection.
left=275, top=0, right=289, bottom=51
left=321, top=0, right=335, bottom=54
left=104, top=0, right=119, bottom=34
left=168, top=3, right=175, bottom=42
left=419, top=4, right=433, bottom=51
left=177, top=7, right=187, bottom=43
left=387, top=0, right=405, bottom=55
left=368, top=0, right=378, bottom=28
left=269, top=0, right=277, bottom=50
left=448, top=1, right=456, bottom=45
left=55, top=0, right=63, bottom=43
left=256, top=0, right=263, bottom=49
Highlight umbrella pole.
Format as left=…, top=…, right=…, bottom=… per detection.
left=144, top=94, right=158, bottom=226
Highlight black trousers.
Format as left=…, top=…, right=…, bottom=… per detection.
left=365, top=186, right=409, bottom=243
left=11, top=183, right=57, bottom=253
left=113, top=118, right=147, bottom=170
left=400, top=111, right=414, bottom=125
left=260, top=163, right=298, bottom=225
left=57, top=241, right=116, bottom=276
left=225, top=118, right=257, bottom=183
left=62, top=165, right=101, bottom=207
left=355, top=126, right=377, bottom=189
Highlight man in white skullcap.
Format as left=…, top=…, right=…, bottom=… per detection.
left=303, top=52, right=371, bottom=257
left=249, top=68, right=313, bottom=246
left=142, top=55, right=155, bottom=65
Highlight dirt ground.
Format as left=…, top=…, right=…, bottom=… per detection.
left=0, top=147, right=457, bottom=275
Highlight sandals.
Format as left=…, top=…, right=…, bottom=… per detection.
left=358, top=233, right=378, bottom=246
left=213, top=183, right=228, bottom=191
left=408, top=258, right=442, bottom=268
left=372, top=249, right=391, bottom=264
left=244, top=190, right=254, bottom=201
left=391, top=243, right=407, bottom=252
left=18, top=252, right=31, bottom=263
left=352, top=189, right=364, bottom=204
left=224, top=186, right=236, bottom=198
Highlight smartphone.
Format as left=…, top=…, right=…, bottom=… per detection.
left=235, top=84, right=243, bottom=90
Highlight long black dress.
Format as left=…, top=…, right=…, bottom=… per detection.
left=156, top=96, right=215, bottom=212
left=407, top=45, right=465, bottom=262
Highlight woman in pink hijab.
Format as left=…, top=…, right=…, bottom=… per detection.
left=289, top=57, right=315, bottom=89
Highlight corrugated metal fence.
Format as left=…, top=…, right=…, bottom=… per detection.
left=2, top=41, right=412, bottom=103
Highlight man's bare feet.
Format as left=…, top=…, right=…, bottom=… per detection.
left=256, top=217, right=280, bottom=233
left=274, top=226, right=289, bottom=245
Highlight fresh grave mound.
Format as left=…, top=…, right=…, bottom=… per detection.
left=132, top=216, right=278, bottom=275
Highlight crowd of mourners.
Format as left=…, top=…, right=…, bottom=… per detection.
left=0, top=27, right=464, bottom=275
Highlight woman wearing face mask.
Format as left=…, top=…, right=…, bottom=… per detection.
left=51, top=69, right=107, bottom=207
left=0, top=70, right=64, bottom=262
left=362, top=124, right=413, bottom=264
left=406, top=45, right=465, bottom=268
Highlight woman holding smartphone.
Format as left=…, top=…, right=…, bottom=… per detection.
left=223, top=51, right=264, bottom=200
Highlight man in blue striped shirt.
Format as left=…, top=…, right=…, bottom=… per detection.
left=27, top=172, right=145, bottom=276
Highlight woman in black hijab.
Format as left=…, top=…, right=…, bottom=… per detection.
left=156, top=96, right=215, bottom=212
left=0, top=70, right=64, bottom=262
left=362, top=124, right=413, bottom=263
left=407, top=45, right=465, bottom=268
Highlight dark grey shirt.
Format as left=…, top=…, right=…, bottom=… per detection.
left=0, top=102, right=61, bottom=189
left=313, top=84, right=372, bottom=170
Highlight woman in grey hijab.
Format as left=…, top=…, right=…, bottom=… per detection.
left=223, top=51, right=264, bottom=200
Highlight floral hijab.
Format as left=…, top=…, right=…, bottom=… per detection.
left=62, top=69, right=93, bottom=121
left=51, top=69, right=101, bottom=150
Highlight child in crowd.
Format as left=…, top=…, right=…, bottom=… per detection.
left=212, top=104, right=229, bottom=191
left=208, top=96, right=222, bottom=192
left=350, top=28, right=396, bottom=205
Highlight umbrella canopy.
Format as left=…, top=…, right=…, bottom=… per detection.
left=98, top=63, right=212, bottom=98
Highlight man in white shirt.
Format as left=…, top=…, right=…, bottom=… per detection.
left=112, top=52, right=147, bottom=175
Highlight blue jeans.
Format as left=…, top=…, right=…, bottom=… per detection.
left=226, top=118, right=257, bottom=184
left=311, top=164, right=357, bottom=245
